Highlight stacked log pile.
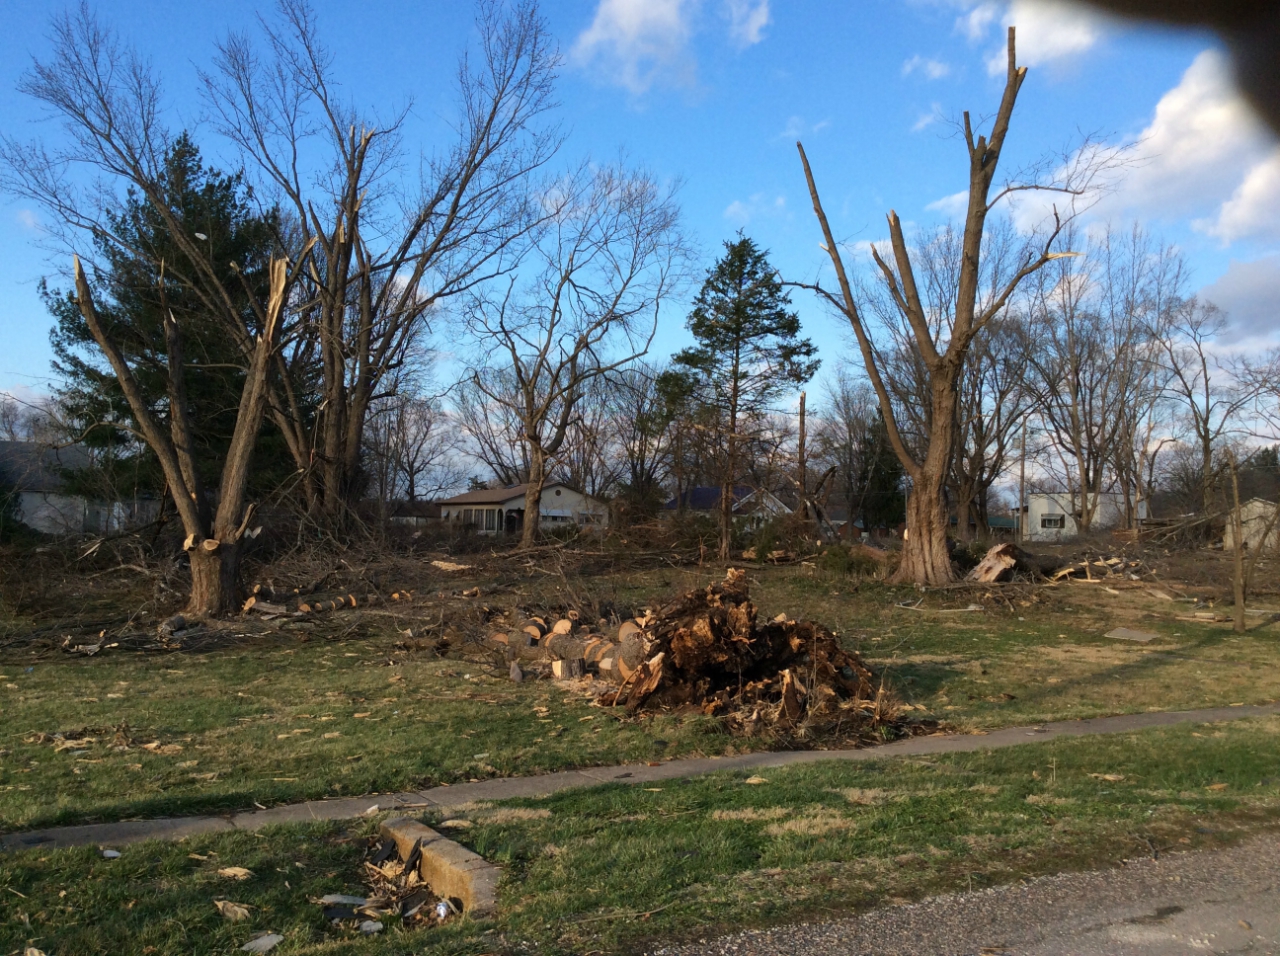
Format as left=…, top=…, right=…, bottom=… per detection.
left=488, top=569, right=890, bottom=739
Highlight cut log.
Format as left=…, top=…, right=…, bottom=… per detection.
left=551, top=659, right=584, bottom=679
left=201, top=538, right=220, bottom=552
left=551, top=618, right=574, bottom=636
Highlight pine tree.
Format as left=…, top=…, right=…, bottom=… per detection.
left=662, top=235, right=819, bottom=558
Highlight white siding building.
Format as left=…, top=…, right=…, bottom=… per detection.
left=1024, top=491, right=1147, bottom=541
left=438, top=483, right=608, bottom=535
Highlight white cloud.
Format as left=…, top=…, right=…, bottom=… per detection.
left=780, top=116, right=830, bottom=140
left=725, top=0, right=770, bottom=47
left=573, top=0, right=695, bottom=94
left=1202, top=149, right=1280, bottom=243
left=724, top=192, right=786, bottom=225
left=902, top=55, right=951, bottom=80
left=957, top=2, right=998, bottom=41
left=1200, top=255, right=1280, bottom=343
left=16, top=210, right=38, bottom=230
left=1102, top=50, right=1276, bottom=226
left=926, top=190, right=969, bottom=217
left=986, top=0, right=1105, bottom=74
left=912, top=103, right=944, bottom=132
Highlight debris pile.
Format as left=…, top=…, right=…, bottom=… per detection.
left=310, top=837, right=455, bottom=937
left=489, top=569, right=896, bottom=741
left=1050, top=554, right=1149, bottom=582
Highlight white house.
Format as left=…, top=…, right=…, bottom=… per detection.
left=1224, top=498, right=1280, bottom=551
left=438, top=482, right=608, bottom=535
left=1023, top=491, right=1147, bottom=541
left=0, top=440, right=159, bottom=535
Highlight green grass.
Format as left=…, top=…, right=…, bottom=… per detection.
left=3, top=563, right=1279, bottom=833
left=5, top=716, right=1280, bottom=955
left=0, top=638, right=724, bottom=831
left=749, top=568, right=1280, bottom=726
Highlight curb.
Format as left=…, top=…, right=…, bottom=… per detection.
left=379, top=817, right=499, bottom=919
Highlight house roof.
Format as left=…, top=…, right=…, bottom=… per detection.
left=0, top=441, right=91, bottom=494
left=664, top=486, right=754, bottom=512
left=439, top=482, right=599, bottom=507
left=389, top=500, right=442, bottom=518
left=440, top=484, right=531, bottom=505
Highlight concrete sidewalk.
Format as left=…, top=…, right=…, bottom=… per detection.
left=4, top=702, right=1277, bottom=853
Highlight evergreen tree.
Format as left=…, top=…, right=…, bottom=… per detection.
left=45, top=136, right=296, bottom=506
left=855, top=410, right=906, bottom=532
left=662, top=235, right=819, bottom=558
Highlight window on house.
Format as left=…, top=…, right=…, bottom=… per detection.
left=1041, top=514, right=1066, bottom=529
left=485, top=509, right=496, bottom=531
left=463, top=509, right=474, bottom=525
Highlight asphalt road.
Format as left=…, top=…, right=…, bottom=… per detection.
left=651, top=832, right=1280, bottom=956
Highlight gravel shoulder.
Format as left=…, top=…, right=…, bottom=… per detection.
left=651, top=832, right=1280, bottom=956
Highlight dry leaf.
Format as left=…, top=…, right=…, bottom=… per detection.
left=353, top=712, right=371, bottom=719
left=188, top=853, right=210, bottom=861
left=744, top=776, right=768, bottom=785
left=217, top=866, right=254, bottom=881
left=1206, top=782, right=1229, bottom=791
left=323, top=732, right=342, bottom=739
left=213, top=899, right=252, bottom=921
left=1087, top=773, right=1125, bottom=782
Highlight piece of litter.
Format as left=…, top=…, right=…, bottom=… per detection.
left=318, top=894, right=368, bottom=906
left=217, top=866, right=254, bottom=880
left=643, top=787, right=663, bottom=792
left=214, top=899, right=252, bottom=921
left=361, top=804, right=380, bottom=816
left=241, top=933, right=284, bottom=953
left=1105, top=627, right=1160, bottom=643
left=101, top=848, right=121, bottom=859
left=744, top=776, right=768, bottom=785
left=359, top=920, right=384, bottom=934
left=1088, top=773, right=1125, bottom=782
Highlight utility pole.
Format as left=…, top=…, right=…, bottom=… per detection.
left=1019, top=422, right=1027, bottom=544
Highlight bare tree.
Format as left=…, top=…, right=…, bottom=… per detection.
left=554, top=375, right=624, bottom=500
left=202, top=0, right=561, bottom=521
left=609, top=361, right=677, bottom=520
left=365, top=389, right=461, bottom=509
left=1156, top=299, right=1257, bottom=515
left=794, top=28, right=1112, bottom=582
left=1026, top=225, right=1176, bottom=532
left=465, top=163, right=686, bottom=546
left=453, top=370, right=530, bottom=487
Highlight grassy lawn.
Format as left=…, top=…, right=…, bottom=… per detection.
left=0, top=637, right=723, bottom=832
left=3, top=563, right=1279, bottom=833
left=4, top=715, right=1280, bottom=955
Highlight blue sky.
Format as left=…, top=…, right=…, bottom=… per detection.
left=2, top=0, right=1277, bottom=400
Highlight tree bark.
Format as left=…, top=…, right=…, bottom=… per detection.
left=521, top=446, right=546, bottom=548
left=895, top=464, right=954, bottom=585
left=189, top=541, right=242, bottom=617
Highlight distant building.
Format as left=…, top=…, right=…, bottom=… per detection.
left=1224, top=498, right=1280, bottom=551
left=0, top=440, right=158, bottom=535
left=1023, top=492, right=1147, bottom=541
left=386, top=500, right=442, bottom=528
left=663, top=485, right=792, bottom=531
left=438, top=483, right=608, bottom=535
